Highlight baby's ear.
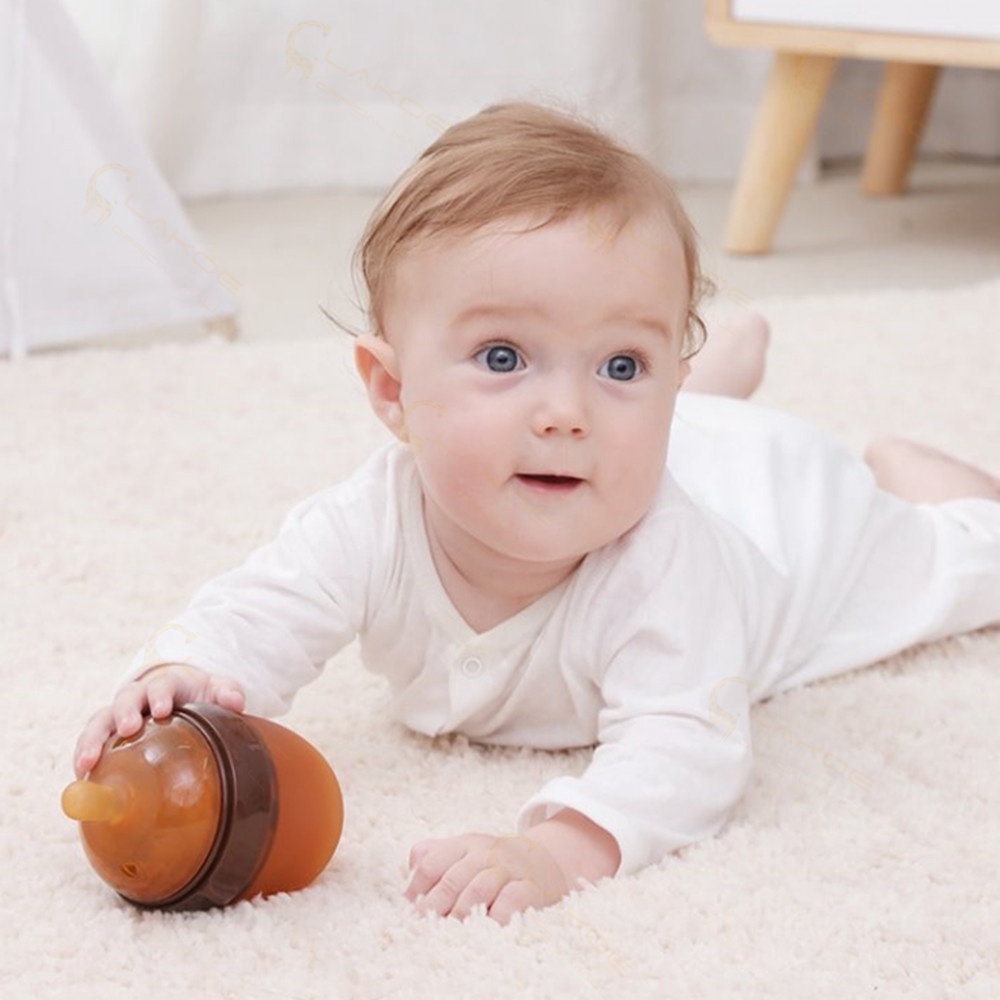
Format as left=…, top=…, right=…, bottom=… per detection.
left=354, top=333, right=401, bottom=385
left=354, top=334, right=409, bottom=440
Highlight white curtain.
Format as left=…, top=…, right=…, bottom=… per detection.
left=0, top=0, right=238, bottom=360
left=62, top=0, right=1000, bottom=201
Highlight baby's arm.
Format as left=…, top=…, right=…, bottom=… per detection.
left=514, top=580, right=755, bottom=883
left=72, top=481, right=373, bottom=776
left=406, top=671, right=752, bottom=924
left=406, top=672, right=752, bottom=924
left=404, top=669, right=752, bottom=926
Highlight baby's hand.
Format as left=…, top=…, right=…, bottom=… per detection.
left=404, top=832, right=570, bottom=925
left=72, top=664, right=246, bottom=779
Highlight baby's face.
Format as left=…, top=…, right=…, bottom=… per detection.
left=356, top=209, right=691, bottom=568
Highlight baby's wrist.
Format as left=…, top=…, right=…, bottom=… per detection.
left=524, top=808, right=621, bottom=888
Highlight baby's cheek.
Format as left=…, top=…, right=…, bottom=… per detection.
left=601, top=450, right=660, bottom=523
left=415, top=445, right=487, bottom=519
left=450, top=452, right=497, bottom=515
left=434, top=424, right=493, bottom=484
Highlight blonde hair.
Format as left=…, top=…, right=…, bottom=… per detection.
left=330, top=100, right=714, bottom=359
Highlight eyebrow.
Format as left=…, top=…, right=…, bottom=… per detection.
left=453, top=303, right=672, bottom=340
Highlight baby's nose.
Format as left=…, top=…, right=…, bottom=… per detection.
left=532, top=387, right=589, bottom=434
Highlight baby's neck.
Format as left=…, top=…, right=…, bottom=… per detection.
left=421, top=498, right=583, bottom=623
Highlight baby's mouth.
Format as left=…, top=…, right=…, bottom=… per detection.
left=516, top=474, right=584, bottom=490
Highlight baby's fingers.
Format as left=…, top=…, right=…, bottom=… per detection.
left=406, top=839, right=460, bottom=902
left=72, top=669, right=246, bottom=780
left=146, top=668, right=245, bottom=718
left=73, top=683, right=153, bottom=778
left=73, top=707, right=117, bottom=779
left=143, top=665, right=216, bottom=719
left=206, top=675, right=246, bottom=714
left=147, top=664, right=245, bottom=714
left=111, top=679, right=156, bottom=737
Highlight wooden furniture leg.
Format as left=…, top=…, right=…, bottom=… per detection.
left=861, top=62, right=942, bottom=196
left=723, top=51, right=839, bottom=254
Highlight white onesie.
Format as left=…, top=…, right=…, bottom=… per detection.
left=121, top=393, right=1000, bottom=877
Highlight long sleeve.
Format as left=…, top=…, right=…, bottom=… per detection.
left=118, top=481, right=375, bottom=717
left=516, top=509, right=756, bottom=877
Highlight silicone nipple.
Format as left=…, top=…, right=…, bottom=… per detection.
left=61, top=780, right=126, bottom=824
left=62, top=705, right=344, bottom=910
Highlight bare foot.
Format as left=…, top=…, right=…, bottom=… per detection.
left=683, top=309, right=770, bottom=399
left=863, top=435, right=1000, bottom=504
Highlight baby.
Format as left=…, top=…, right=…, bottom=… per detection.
left=73, top=101, right=1000, bottom=925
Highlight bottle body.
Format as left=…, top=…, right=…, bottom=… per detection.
left=63, top=706, right=344, bottom=910
left=239, top=716, right=344, bottom=900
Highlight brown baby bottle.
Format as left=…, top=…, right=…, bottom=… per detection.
left=61, top=704, right=344, bottom=911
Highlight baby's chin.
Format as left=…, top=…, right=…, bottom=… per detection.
left=438, top=489, right=639, bottom=563
left=482, top=508, right=637, bottom=561
left=483, top=529, right=610, bottom=568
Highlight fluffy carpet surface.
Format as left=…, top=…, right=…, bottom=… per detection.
left=2, top=279, right=1000, bottom=999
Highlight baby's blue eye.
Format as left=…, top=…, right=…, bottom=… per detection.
left=602, top=355, right=640, bottom=381
left=476, top=344, right=521, bottom=373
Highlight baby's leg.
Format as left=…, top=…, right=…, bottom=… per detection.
left=682, top=309, right=770, bottom=399
left=864, top=435, right=1000, bottom=504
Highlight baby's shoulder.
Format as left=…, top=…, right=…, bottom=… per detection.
left=275, top=440, right=404, bottom=571
left=298, top=439, right=403, bottom=516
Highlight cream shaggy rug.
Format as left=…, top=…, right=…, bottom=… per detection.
left=2, top=278, right=1000, bottom=1000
